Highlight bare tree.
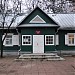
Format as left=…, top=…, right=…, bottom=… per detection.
left=43, top=0, right=74, bottom=13
left=0, top=0, right=21, bottom=58
left=21, top=0, right=75, bottom=13
left=0, top=0, right=74, bottom=58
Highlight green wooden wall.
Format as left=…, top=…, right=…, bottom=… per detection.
left=21, top=27, right=56, bottom=53
left=20, top=7, right=58, bottom=25
left=56, top=30, right=75, bottom=51
left=0, top=29, right=20, bottom=52
left=0, top=29, right=75, bottom=53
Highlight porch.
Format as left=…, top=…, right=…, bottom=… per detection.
left=19, top=53, right=65, bottom=61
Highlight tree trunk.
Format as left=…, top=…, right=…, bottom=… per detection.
left=1, top=36, right=3, bottom=58
left=0, top=23, right=4, bottom=58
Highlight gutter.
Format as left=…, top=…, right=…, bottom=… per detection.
left=16, top=28, right=21, bottom=56
left=54, top=27, right=60, bottom=52
left=55, top=27, right=62, bottom=56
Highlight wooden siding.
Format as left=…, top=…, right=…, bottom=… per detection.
left=56, top=30, right=75, bottom=51
left=19, top=7, right=58, bottom=25
left=21, top=27, right=56, bottom=52
left=0, top=29, right=20, bottom=52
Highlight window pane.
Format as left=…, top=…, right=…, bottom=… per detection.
left=10, top=39, right=12, bottom=44
left=5, top=35, right=12, bottom=45
left=46, top=41, right=48, bottom=44
left=69, top=39, right=71, bottom=44
left=23, top=42, right=25, bottom=44
left=6, top=41, right=9, bottom=44
left=46, top=38, right=48, bottom=41
left=6, top=35, right=12, bottom=38
left=23, top=35, right=31, bottom=45
left=68, top=34, right=74, bottom=45
left=45, top=35, right=54, bottom=45
left=72, top=38, right=74, bottom=44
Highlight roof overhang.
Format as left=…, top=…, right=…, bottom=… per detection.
left=18, top=24, right=59, bottom=28
left=59, top=27, right=75, bottom=30
left=0, top=27, right=16, bottom=29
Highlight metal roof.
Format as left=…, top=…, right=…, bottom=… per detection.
left=0, top=7, right=75, bottom=30
left=17, top=7, right=75, bottom=30
left=17, top=13, right=75, bottom=30
left=48, top=14, right=75, bottom=30
left=17, top=7, right=59, bottom=27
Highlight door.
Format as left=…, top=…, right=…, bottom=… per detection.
left=33, top=35, right=44, bottom=53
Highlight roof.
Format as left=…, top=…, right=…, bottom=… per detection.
left=0, top=7, right=75, bottom=30
left=48, top=14, right=75, bottom=30
left=49, top=14, right=75, bottom=28
left=17, top=7, right=59, bottom=27
left=59, top=27, right=75, bottom=30
left=17, top=7, right=75, bottom=30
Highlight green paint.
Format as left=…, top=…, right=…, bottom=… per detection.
left=19, top=7, right=58, bottom=25
left=0, top=29, right=20, bottom=52
left=21, top=27, right=55, bottom=35
left=45, top=46, right=55, bottom=52
left=21, top=27, right=56, bottom=52
left=0, top=7, right=75, bottom=54
left=3, top=46, right=20, bottom=52
left=56, top=30, right=75, bottom=50
left=21, top=46, right=32, bottom=52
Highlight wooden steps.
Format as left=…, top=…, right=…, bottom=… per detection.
left=19, top=53, right=65, bottom=61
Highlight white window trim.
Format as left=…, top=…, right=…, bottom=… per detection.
left=45, top=35, right=54, bottom=45
left=4, top=33, right=13, bottom=46
left=67, top=33, right=75, bottom=46
left=22, top=35, right=32, bottom=45
left=12, top=35, right=20, bottom=46
left=29, top=15, right=46, bottom=23
left=56, top=35, right=59, bottom=45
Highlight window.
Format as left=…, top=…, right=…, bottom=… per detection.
left=5, top=34, right=12, bottom=46
left=45, top=35, right=54, bottom=45
left=22, top=35, right=32, bottom=45
left=68, top=34, right=74, bottom=45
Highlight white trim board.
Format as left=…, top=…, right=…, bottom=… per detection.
left=22, top=35, right=32, bottom=45
left=65, top=33, right=75, bottom=46
left=29, top=15, right=46, bottom=23
left=45, top=35, right=54, bottom=45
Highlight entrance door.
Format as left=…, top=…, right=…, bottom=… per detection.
left=33, top=35, right=44, bottom=53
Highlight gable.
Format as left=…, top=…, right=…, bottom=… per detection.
left=29, top=15, right=46, bottom=23
left=18, top=7, right=59, bottom=27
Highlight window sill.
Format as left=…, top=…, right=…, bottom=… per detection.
left=45, top=44, right=54, bottom=45
left=4, top=45, right=13, bottom=47
left=22, top=44, right=32, bottom=46
left=68, top=44, right=75, bottom=46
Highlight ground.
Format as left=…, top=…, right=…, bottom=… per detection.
left=0, top=56, right=75, bottom=75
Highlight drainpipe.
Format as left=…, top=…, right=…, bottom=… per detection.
left=16, top=28, right=21, bottom=56
left=55, top=27, right=60, bottom=54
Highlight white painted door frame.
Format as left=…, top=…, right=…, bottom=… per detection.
left=33, top=35, right=44, bottom=53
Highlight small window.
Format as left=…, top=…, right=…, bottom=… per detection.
left=68, top=34, right=74, bottom=45
left=45, top=35, right=54, bottom=45
left=22, top=35, right=32, bottom=45
left=5, top=35, right=12, bottom=46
